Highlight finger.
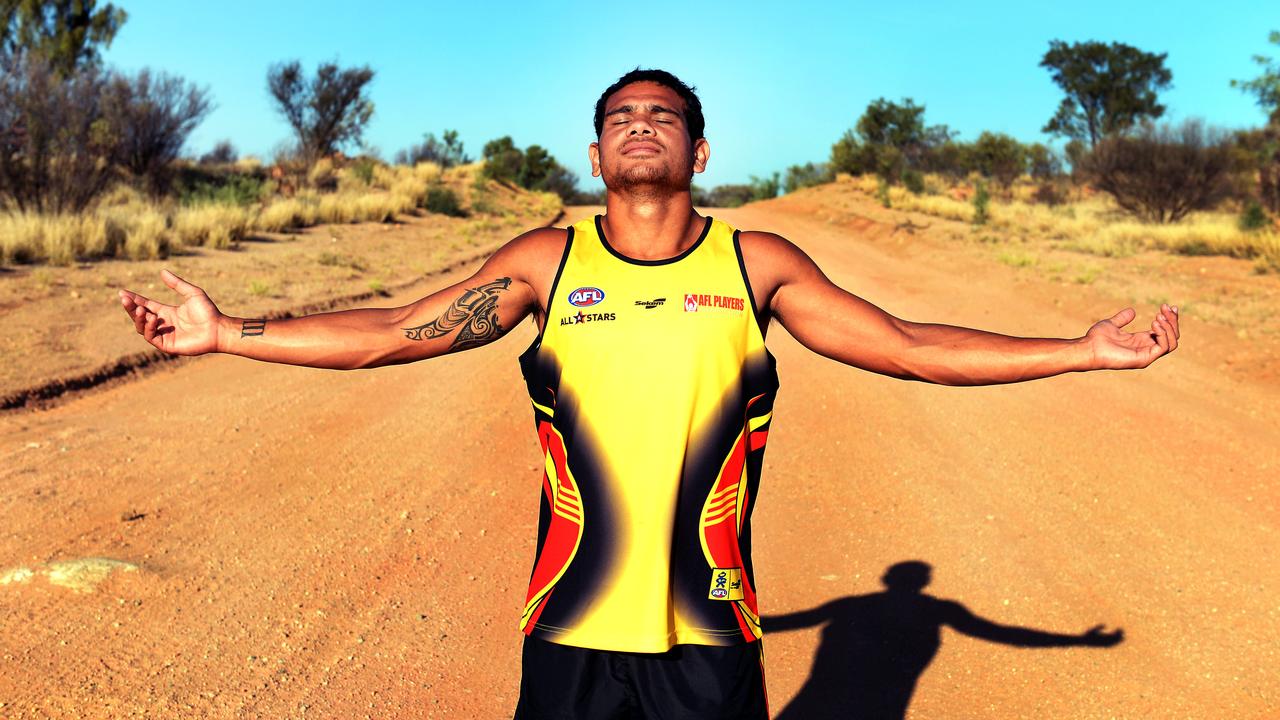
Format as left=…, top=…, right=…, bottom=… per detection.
left=1107, top=307, right=1136, bottom=327
left=143, top=312, right=160, bottom=344
left=133, top=305, right=148, bottom=335
left=1157, top=313, right=1178, bottom=353
left=121, top=289, right=169, bottom=314
left=1150, top=315, right=1170, bottom=355
left=1162, top=304, right=1179, bottom=342
left=161, top=269, right=204, bottom=299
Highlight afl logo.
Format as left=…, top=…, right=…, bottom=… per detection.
left=568, top=287, right=605, bottom=307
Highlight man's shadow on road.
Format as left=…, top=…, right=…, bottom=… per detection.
left=763, top=561, right=1123, bottom=720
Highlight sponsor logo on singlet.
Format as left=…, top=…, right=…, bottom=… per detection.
left=568, top=287, right=605, bottom=307
left=634, top=298, right=666, bottom=310
left=684, top=293, right=745, bottom=312
left=708, top=567, right=744, bottom=600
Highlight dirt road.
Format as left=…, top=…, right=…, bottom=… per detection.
left=2, top=200, right=1277, bottom=718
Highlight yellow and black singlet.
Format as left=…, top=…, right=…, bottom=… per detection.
left=518, top=214, right=779, bottom=653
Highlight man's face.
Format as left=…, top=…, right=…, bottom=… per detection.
left=589, top=81, right=709, bottom=193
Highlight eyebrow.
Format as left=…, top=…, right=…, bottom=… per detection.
left=605, top=103, right=683, bottom=118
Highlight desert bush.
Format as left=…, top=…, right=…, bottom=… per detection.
left=1081, top=119, right=1233, bottom=223
left=178, top=172, right=269, bottom=207
left=972, top=181, right=991, bottom=224
left=1026, top=143, right=1064, bottom=180
left=784, top=162, right=833, bottom=192
left=750, top=172, right=782, bottom=201
left=0, top=53, right=116, bottom=213
left=704, top=184, right=755, bottom=208
left=267, top=60, right=374, bottom=165
left=256, top=196, right=316, bottom=232
left=875, top=177, right=892, bottom=207
left=970, top=132, right=1027, bottom=192
left=200, top=140, right=237, bottom=165
left=396, top=129, right=469, bottom=168
left=1239, top=200, right=1270, bottom=231
left=103, top=68, right=213, bottom=196
left=425, top=185, right=465, bottom=217
left=902, top=170, right=925, bottom=195
left=482, top=136, right=524, bottom=184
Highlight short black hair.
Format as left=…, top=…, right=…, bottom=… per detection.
left=594, top=68, right=705, bottom=141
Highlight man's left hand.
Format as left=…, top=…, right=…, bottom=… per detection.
left=1085, top=304, right=1180, bottom=370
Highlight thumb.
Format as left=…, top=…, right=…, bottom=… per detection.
left=161, top=269, right=204, bottom=299
left=1106, top=307, right=1136, bottom=327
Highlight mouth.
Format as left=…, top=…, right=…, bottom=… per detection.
left=622, top=142, right=661, bottom=155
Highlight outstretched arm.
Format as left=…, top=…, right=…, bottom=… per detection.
left=940, top=600, right=1123, bottom=648
left=118, top=227, right=564, bottom=370
left=742, top=231, right=1179, bottom=386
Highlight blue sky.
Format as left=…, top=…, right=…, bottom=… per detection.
left=101, top=0, right=1276, bottom=191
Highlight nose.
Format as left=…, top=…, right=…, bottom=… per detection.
left=628, top=119, right=655, bottom=136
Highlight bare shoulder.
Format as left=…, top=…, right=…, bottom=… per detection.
left=736, top=229, right=824, bottom=312
left=482, top=224, right=571, bottom=313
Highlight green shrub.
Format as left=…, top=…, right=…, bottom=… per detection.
left=179, top=174, right=269, bottom=207
left=972, top=181, right=990, bottom=224
left=425, top=185, right=466, bottom=217
left=1239, top=200, right=1270, bottom=231
left=902, top=170, right=925, bottom=195
left=876, top=177, right=892, bottom=208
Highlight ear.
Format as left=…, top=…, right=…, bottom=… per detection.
left=588, top=141, right=601, bottom=178
left=692, top=138, right=710, bottom=174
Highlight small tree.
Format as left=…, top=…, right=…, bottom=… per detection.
left=518, top=144, right=555, bottom=189
left=1, top=0, right=127, bottom=76
left=830, top=98, right=952, bottom=184
left=925, top=141, right=974, bottom=182
left=1026, top=143, right=1063, bottom=180
left=0, top=51, right=115, bottom=213
left=1232, top=30, right=1280, bottom=124
left=706, top=184, right=755, bottom=208
left=481, top=135, right=523, bottom=184
left=200, top=139, right=237, bottom=165
left=1041, top=40, right=1172, bottom=149
left=395, top=129, right=469, bottom=168
left=784, top=162, right=832, bottom=192
left=1231, top=30, right=1280, bottom=213
left=749, top=171, right=781, bottom=201
left=970, top=132, right=1027, bottom=192
left=267, top=59, right=375, bottom=165
left=104, top=68, right=213, bottom=196
left=1082, top=119, right=1233, bottom=223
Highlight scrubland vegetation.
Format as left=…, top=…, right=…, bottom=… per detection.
left=0, top=1, right=561, bottom=268
left=763, top=36, right=1280, bottom=273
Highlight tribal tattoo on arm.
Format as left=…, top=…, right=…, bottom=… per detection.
left=401, top=277, right=511, bottom=352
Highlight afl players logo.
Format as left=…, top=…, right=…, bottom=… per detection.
left=568, top=287, right=605, bottom=307
left=710, top=570, right=729, bottom=598
left=708, top=567, right=744, bottom=601
left=684, top=294, right=699, bottom=312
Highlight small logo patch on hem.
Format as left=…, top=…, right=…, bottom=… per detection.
left=708, top=567, right=744, bottom=601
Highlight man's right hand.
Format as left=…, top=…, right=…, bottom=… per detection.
left=118, top=269, right=224, bottom=356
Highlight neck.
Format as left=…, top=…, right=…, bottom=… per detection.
left=600, top=189, right=703, bottom=260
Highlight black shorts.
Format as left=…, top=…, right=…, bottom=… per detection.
left=513, top=634, right=769, bottom=720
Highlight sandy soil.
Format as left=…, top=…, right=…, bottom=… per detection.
left=1, top=196, right=1277, bottom=719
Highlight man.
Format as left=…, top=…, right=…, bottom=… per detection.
left=119, top=69, right=1180, bottom=719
